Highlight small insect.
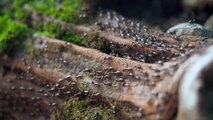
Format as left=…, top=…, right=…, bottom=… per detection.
left=27, top=87, right=34, bottom=91
left=20, top=86, right=25, bottom=90
left=65, top=91, right=71, bottom=95
left=123, top=83, right=130, bottom=87
left=104, top=81, right=112, bottom=86
left=43, top=93, right=49, bottom=97
left=83, top=90, right=89, bottom=94
left=93, top=92, right=100, bottom=96
left=55, top=92, right=60, bottom=97
left=69, top=81, right=76, bottom=86
left=49, top=87, right=56, bottom=92
left=10, top=86, right=16, bottom=90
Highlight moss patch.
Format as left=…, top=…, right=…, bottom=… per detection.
left=0, top=15, right=31, bottom=54
left=11, top=0, right=90, bottom=24
left=85, top=32, right=111, bottom=53
left=36, top=22, right=85, bottom=46
left=0, top=0, right=100, bottom=54
left=12, top=0, right=30, bottom=21
left=1, top=0, right=91, bottom=47
left=31, top=0, right=79, bottom=23
left=62, top=98, right=115, bottom=120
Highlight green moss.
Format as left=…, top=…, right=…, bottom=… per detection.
left=0, top=15, right=31, bottom=54
left=3, top=0, right=91, bottom=23
left=5, top=0, right=31, bottom=22
left=0, top=0, right=12, bottom=15
left=42, top=23, right=61, bottom=37
left=63, top=32, right=85, bottom=46
left=0, top=0, right=88, bottom=49
left=58, top=0, right=82, bottom=23
left=36, top=22, right=85, bottom=45
left=28, top=0, right=85, bottom=23
left=62, top=98, right=115, bottom=120
left=85, top=32, right=110, bottom=53
left=36, top=31, right=55, bottom=38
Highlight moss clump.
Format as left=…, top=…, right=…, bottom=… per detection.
left=62, top=98, right=115, bottom=120
left=0, top=0, right=89, bottom=53
left=0, top=15, right=31, bottom=54
left=25, top=0, right=86, bottom=24
left=0, top=0, right=12, bottom=15
left=11, top=0, right=86, bottom=45
left=0, top=0, right=31, bottom=21
left=56, top=0, right=83, bottom=23
left=85, top=32, right=111, bottom=53
left=12, top=0, right=32, bottom=21
left=36, top=22, right=85, bottom=46
left=2, top=0, right=92, bottom=24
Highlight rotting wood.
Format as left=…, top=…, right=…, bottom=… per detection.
left=25, top=6, right=199, bottom=63
left=1, top=35, right=186, bottom=119
left=0, top=4, right=212, bottom=120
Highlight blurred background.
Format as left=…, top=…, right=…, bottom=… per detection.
left=92, top=0, right=213, bottom=28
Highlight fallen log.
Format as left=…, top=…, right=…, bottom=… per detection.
left=0, top=4, right=212, bottom=120
left=0, top=35, right=183, bottom=119
left=25, top=6, right=198, bottom=63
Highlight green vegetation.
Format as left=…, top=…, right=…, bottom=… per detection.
left=18, top=0, right=87, bottom=45
left=0, top=1, right=112, bottom=119
left=10, top=0, right=88, bottom=24
left=32, top=0, right=83, bottom=23
left=0, top=15, right=31, bottom=54
left=0, top=0, right=90, bottom=54
left=12, top=0, right=30, bottom=21
left=85, top=32, right=109, bottom=52
left=0, top=0, right=11, bottom=15
left=36, top=22, right=85, bottom=45
left=62, top=98, right=115, bottom=120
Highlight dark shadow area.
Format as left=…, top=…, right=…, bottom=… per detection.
left=92, top=0, right=212, bottom=26
left=95, top=0, right=182, bottom=24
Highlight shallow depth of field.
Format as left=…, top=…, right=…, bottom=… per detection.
left=0, top=0, right=212, bottom=120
